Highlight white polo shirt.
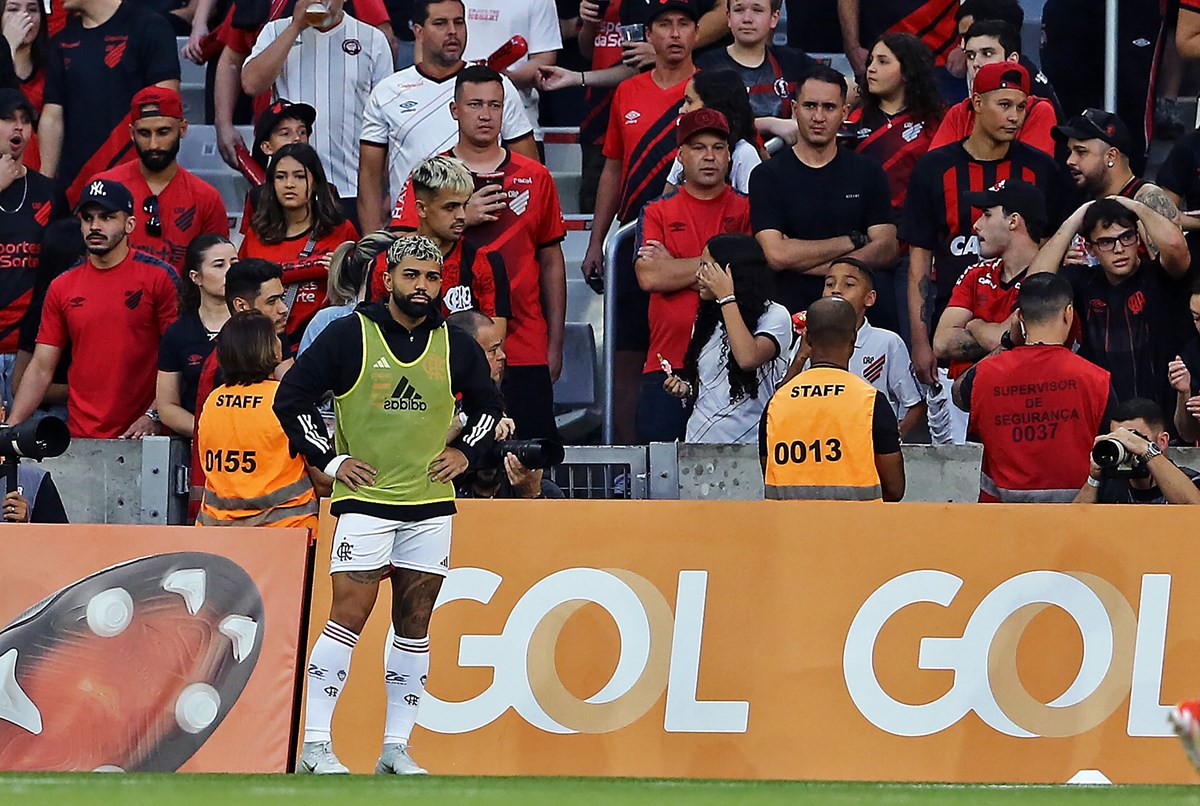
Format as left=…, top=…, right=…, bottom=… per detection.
left=360, top=64, right=533, bottom=203
left=461, top=0, right=562, bottom=133
left=802, top=318, right=923, bottom=420
left=248, top=14, right=392, bottom=197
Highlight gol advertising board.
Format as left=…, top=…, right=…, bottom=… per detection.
left=0, top=525, right=310, bottom=772
left=307, top=501, right=1200, bottom=783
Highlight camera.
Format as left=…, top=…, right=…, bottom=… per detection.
left=0, top=417, right=69, bottom=461
left=1092, top=431, right=1151, bottom=479
left=487, top=439, right=564, bottom=470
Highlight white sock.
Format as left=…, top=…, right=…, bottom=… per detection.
left=383, top=634, right=430, bottom=746
left=302, top=621, right=359, bottom=744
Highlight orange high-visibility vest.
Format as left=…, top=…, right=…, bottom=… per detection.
left=196, top=379, right=318, bottom=530
left=764, top=366, right=882, bottom=501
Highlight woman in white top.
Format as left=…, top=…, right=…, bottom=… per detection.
left=665, top=70, right=763, bottom=195
left=664, top=233, right=793, bottom=444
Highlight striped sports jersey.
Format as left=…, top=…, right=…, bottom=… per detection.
left=900, top=141, right=1069, bottom=327
left=604, top=70, right=692, bottom=224
left=847, top=107, right=940, bottom=212
left=247, top=14, right=392, bottom=196
left=861, top=0, right=959, bottom=66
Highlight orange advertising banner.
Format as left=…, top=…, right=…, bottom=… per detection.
left=0, top=524, right=310, bottom=773
left=307, top=501, right=1200, bottom=784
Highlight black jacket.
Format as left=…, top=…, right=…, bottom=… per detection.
left=273, top=301, right=505, bottom=520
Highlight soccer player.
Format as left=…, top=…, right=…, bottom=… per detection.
left=357, top=0, right=536, bottom=234
left=95, top=87, right=229, bottom=272
left=0, top=88, right=64, bottom=408
left=274, top=234, right=504, bottom=775
left=902, top=61, right=1066, bottom=444
left=8, top=178, right=178, bottom=438
left=242, top=0, right=393, bottom=224
left=390, top=66, right=566, bottom=440
left=38, top=0, right=180, bottom=203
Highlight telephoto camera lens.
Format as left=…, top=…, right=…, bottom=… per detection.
left=1091, top=437, right=1127, bottom=470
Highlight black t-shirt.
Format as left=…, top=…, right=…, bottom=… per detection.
left=749, top=147, right=893, bottom=314
left=0, top=170, right=66, bottom=354
left=1158, top=130, right=1200, bottom=212
left=43, top=1, right=181, bottom=200
left=758, top=387, right=901, bottom=457
left=1062, top=258, right=1192, bottom=413
left=900, top=141, right=1071, bottom=327
left=18, top=217, right=81, bottom=387
left=784, top=0, right=842, bottom=52
left=1098, top=466, right=1200, bottom=504
left=694, top=45, right=815, bottom=120
left=158, top=310, right=220, bottom=415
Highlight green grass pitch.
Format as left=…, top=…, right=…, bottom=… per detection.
left=1, top=775, right=1199, bottom=805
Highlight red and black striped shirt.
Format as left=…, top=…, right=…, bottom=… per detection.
left=848, top=107, right=941, bottom=213
left=604, top=70, right=692, bottom=224
left=900, top=141, right=1070, bottom=325
left=861, top=0, right=959, bottom=66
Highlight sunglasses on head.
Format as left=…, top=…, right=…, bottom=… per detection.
left=143, top=195, right=161, bottom=237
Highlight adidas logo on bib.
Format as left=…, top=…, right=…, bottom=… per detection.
left=384, top=376, right=427, bottom=411
left=372, top=356, right=391, bottom=369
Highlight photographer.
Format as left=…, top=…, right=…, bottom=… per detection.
left=1074, top=398, right=1200, bottom=505
left=0, top=404, right=68, bottom=523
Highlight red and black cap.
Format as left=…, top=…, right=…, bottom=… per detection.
left=973, top=61, right=1030, bottom=96
left=676, top=107, right=730, bottom=145
left=649, top=0, right=699, bottom=23
left=1051, top=108, right=1132, bottom=155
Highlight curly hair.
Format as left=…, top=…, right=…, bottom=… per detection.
left=250, top=143, right=344, bottom=245
left=860, top=33, right=944, bottom=128
left=386, top=234, right=443, bottom=270
left=691, top=69, right=758, bottom=150
left=680, top=233, right=774, bottom=404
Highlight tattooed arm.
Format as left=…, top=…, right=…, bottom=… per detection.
left=908, top=246, right=938, bottom=385
left=1133, top=183, right=1184, bottom=257
left=1112, top=194, right=1191, bottom=277
left=933, top=306, right=988, bottom=363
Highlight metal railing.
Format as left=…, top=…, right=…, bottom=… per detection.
left=601, top=219, right=639, bottom=443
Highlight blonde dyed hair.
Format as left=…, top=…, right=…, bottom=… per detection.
left=410, top=154, right=474, bottom=200
left=386, top=234, right=444, bottom=271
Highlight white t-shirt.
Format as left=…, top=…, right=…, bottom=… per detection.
left=360, top=65, right=533, bottom=203
left=800, top=318, right=923, bottom=421
left=248, top=15, right=392, bottom=196
left=667, top=139, right=761, bottom=194
left=686, top=301, right=793, bottom=444
left=461, top=0, right=562, bottom=133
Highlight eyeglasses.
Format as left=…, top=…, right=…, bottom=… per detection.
left=143, top=195, right=161, bottom=237
left=1089, top=227, right=1138, bottom=253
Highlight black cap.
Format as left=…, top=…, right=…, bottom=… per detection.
left=1052, top=108, right=1132, bottom=154
left=648, top=0, right=699, bottom=23
left=252, top=99, right=317, bottom=162
left=73, top=178, right=135, bottom=215
left=0, top=89, right=35, bottom=122
left=962, top=179, right=1047, bottom=233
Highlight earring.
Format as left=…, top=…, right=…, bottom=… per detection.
left=1107, top=161, right=1114, bottom=168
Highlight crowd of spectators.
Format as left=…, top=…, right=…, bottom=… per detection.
left=4, top=0, right=1200, bottom=509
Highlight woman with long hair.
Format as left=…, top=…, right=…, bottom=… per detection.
left=665, top=69, right=763, bottom=194
left=240, top=143, right=358, bottom=347
left=2, top=0, right=46, bottom=168
left=664, top=233, right=793, bottom=444
left=156, top=233, right=236, bottom=436
left=195, top=310, right=320, bottom=530
left=846, top=32, right=943, bottom=337
left=298, top=230, right=398, bottom=355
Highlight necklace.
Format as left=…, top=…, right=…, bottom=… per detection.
left=0, top=174, right=28, bottom=214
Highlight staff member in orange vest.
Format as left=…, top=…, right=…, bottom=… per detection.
left=195, top=310, right=322, bottom=530
left=952, top=272, right=1115, bottom=503
left=761, top=296, right=905, bottom=501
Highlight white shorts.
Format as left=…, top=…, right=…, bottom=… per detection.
left=329, top=513, right=452, bottom=576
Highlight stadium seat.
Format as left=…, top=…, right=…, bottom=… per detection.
left=553, top=322, right=601, bottom=442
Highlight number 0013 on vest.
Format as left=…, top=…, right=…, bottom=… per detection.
left=765, top=367, right=882, bottom=501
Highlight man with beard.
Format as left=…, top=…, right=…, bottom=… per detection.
left=357, top=0, right=536, bottom=233
left=0, top=89, right=66, bottom=408
left=274, top=234, right=503, bottom=775
left=7, top=178, right=178, bottom=438
left=94, top=88, right=229, bottom=272
left=1055, top=109, right=1183, bottom=232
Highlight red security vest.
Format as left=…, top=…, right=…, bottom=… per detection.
left=968, top=345, right=1110, bottom=502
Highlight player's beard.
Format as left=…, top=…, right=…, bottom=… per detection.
left=392, top=290, right=436, bottom=319
left=136, top=137, right=181, bottom=173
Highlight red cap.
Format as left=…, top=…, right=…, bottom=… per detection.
left=972, top=61, right=1030, bottom=96
left=676, top=108, right=730, bottom=146
left=130, top=86, right=184, bottom=121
